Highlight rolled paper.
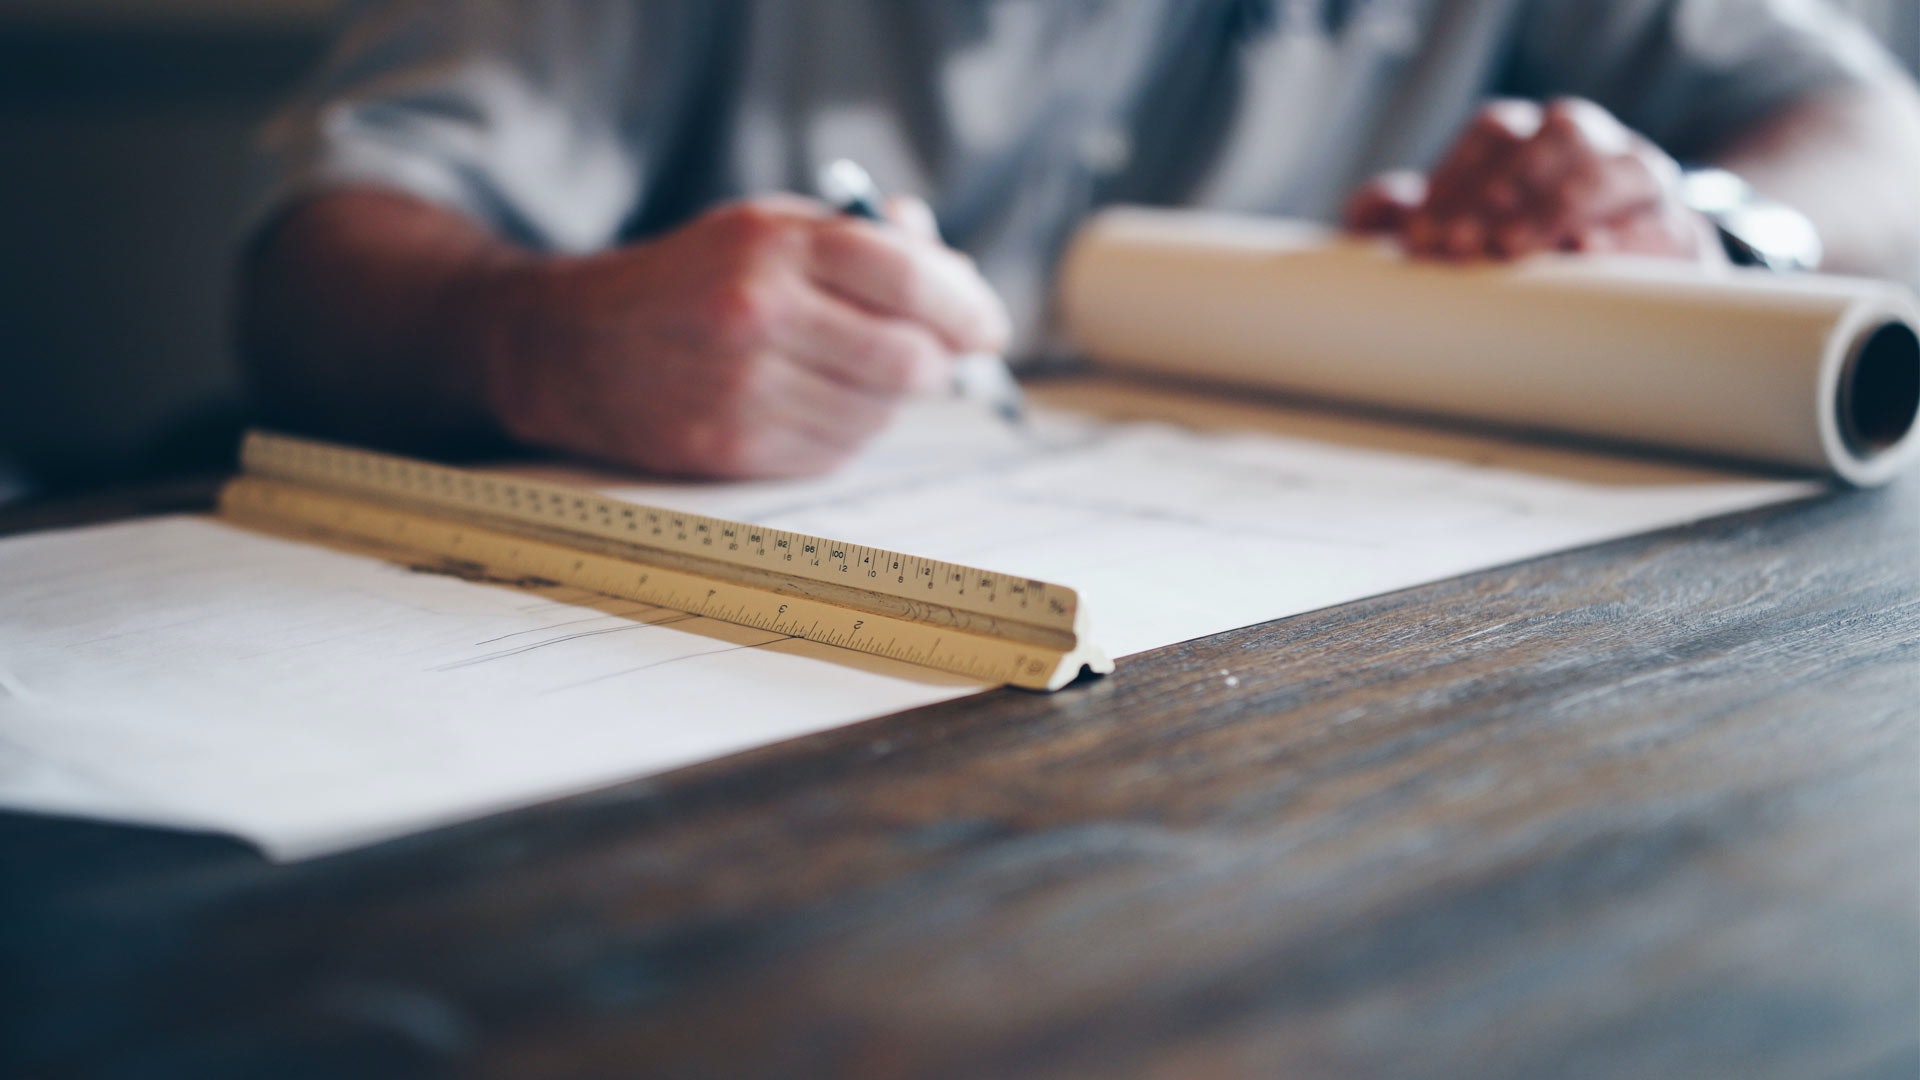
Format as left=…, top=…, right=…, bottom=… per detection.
left=1059, top=208, right=1920, bottom=486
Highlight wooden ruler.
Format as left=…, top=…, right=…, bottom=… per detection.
left=218, top=432, right=1112, bottom=691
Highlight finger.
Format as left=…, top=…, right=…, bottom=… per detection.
left=780, top=290, right=951, bottom=398
left=751, top=356, right=897, bottom=456
left=1528, top=106, right=1628, bottom=212
left=1564, top=153, right=1665, bottom=227
left=693, top=195, right=840, bottom=279
left=1501, top=124, right=1671, bottom=259
left=1409, top=100, right=1542, bottom=257
left=1567, top=224, right=1617, bottom=255
left=1487, top=117, right=1607, bottom=257
left=1574, top=204, right=1718, bottom=261
left=705, top=192, right=835, bottom=228
left=1342, top=171, right=1426, bottom=234
left=807, top=218, right=1012, bottom=353
left=885, top=195, right=942, bottom=243
left=1491, top=139, right=1585, bottom=258
left=1539, top=97, right=1634, bottom=159
left=1513, top=99, right=1639, bottom=222
left=702, top=351, right=899, bottom=478
left=724, top=421, right=859, bottom=479
left=1420, top=131, right=1536, bottom=253
left=1422, top=99, right=1544, bottom=218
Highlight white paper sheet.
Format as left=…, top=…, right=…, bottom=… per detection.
left=0, top=377, right=1815, bottom=858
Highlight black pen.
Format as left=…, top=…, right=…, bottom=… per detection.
left=817, top=159, right=1026, bottom=425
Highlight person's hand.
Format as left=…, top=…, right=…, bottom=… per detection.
left=474, top=194, right=1010, bottom=479
left=1344, top=97, right=1724, bottom=264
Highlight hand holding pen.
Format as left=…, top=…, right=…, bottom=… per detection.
left=470, top=184, right=1010, bottom=480
left=818, top=159, right=1027, bottom=424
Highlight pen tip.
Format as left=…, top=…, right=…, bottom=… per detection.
left=819, top=158, right=877, bottom=208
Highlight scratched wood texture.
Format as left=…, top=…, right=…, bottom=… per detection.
left=2, top=474, right=1915, bottom=1080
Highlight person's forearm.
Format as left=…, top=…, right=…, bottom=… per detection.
left=240, top=186, right=1009, bottom=478
left=239, top=188, right=527, bottom=455
left=1710, top=79, right=1920, bottom=282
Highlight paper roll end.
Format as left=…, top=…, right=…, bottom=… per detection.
left=1835, top=319, right=1920, bottom=484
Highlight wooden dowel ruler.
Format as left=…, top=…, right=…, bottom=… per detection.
left=218, top=432, right=1112, bottom=690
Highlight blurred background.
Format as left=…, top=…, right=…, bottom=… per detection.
left=0, top=0, right=1915, bottom=501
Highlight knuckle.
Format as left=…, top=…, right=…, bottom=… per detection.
left=1470, top=99, right=1539, bottom=143
left=1469, top=107, right=1511, bottom=137
left=704, top=281, right=782, bottom=350
left=709, top=202, right=794, bottom=262
left=1634, top=144, right=1683, bottom=187
left=866, top=328, right=937, bottom=395
left=892, top=258, right=933, bottom=322
left=1545, top=97, right=1620, bottom=146
left=868, top=241, right=924, bottom=313
left=894, top=259, right=933, bottom=317
left=1544, top=95, right=1594, bottom=120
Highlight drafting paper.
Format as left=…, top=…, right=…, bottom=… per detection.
left=1060, top=209, right=1920, bottom=486
left=0, top=378, right=1813, bottom=858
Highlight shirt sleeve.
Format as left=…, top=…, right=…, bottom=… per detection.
left=1499, top=0, right=1906, bottom=160
left=251, top=0, right=678, bottom=253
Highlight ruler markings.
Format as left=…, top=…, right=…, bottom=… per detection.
left=243, top=433, right=1072, bottom=635
left=220, top=437, right=1112, bottom=690
left=223, top=478, right=1047, bottom=685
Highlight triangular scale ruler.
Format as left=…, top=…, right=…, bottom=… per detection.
left=219, top=431, right=1112, bottom=691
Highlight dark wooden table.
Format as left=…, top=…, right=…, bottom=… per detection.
left=4, top=471, right=1916, bottom=1079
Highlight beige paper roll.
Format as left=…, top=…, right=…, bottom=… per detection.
left=1058, top=208, right=1920, bottom=486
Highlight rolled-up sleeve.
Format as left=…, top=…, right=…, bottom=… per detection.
left=252, top=0, right=655, bottom=253
left=1501, top=0, right=1905, bottom=160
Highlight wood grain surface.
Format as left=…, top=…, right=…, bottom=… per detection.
left=3, top=474, right=1915, bottom=1079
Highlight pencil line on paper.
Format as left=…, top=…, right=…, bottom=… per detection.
left=434, top=615, right=697, bottom=672
left=538, top=634, right=800, bottom=695
left=470, top=604, right=658, bottom=646
left=726, top=434, right=1105, bottom=522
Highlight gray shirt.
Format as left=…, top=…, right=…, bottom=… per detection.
left=256, top=0, right=1897, bottom=352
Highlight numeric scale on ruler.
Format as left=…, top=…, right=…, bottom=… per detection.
left=219, top=432, right=1112, bottom=691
